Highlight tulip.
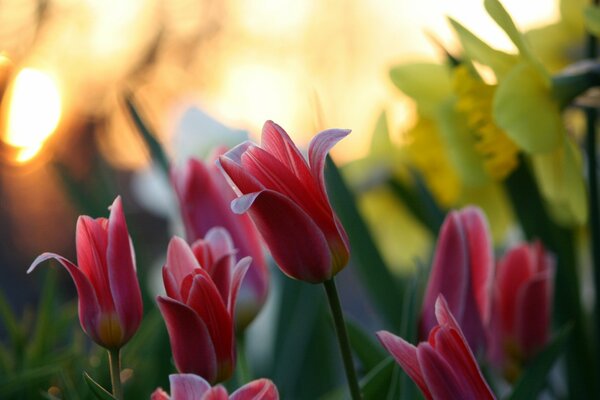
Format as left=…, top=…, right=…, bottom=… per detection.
left=420, top=206, right=494, bottom=353
left=218, top=120, right=351, bottom=283
left=377, top=295, right=496, bottom=400
left=172, top=151, right=268, bottom=329
left=157, top=234, right=250, bottom=384
left=151, top=374, right=279, bottom=400
left=488, top=241, right=554, bottom=381
left=28, top=196, right=142, bottom=350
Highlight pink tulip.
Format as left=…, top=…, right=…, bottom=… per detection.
left=28, top=197, right=143, bottom=350
left=420, top=206, right=494, bottom=352
left=151, top=374, right=279, bottom=400
left=377, top=296, right=496, bottom=400
left=488, top=241, right=554, bottom=380
left=157, top=234, right=250, bottom=383
left=218, top=120, right=351, bottom=283
left=172, top=151, right=268, bottom=329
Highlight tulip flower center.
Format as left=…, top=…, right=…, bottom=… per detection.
left=453, top=65, right=519, bottom=180
left=97, top=312, right=124, bottom=350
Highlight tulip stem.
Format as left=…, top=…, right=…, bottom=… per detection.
left=323, top=278, right=362, bottom=400
left=108, top=349, right=123, bottom=400
left=236, top=334, right=251, bottom=384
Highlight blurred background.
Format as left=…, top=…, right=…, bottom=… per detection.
left=0, top=0, right=560, bottom=396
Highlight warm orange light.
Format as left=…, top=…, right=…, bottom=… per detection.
left=3, top=68, right=62, bottom=162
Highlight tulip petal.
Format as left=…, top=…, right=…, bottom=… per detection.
left=416, top=343, right=467, bottom=400
left=376, top=331, right=431, bottom=400
left=28, top=253, right=101, bottom=343
left=421, top=212, right=469, bottom=338
left=76, top=216, right=112, bottom=311
left=107, top=196, right=142, bottom=341
left=201, top=386, right=229, bottom=400
left=434, top=296, right=495, bottom=398
left=170, top=373, right=211, bottom=400
left=308, top=128, right=351, bottom=203
left=151, top=388, right=170, bottom=400
left=231, top=190, right=332, bottom=283
left=459, top=207, right=494, bottom=323
left=230, top=378, right=279, bottom=400
left=157, top=296, right=217, bottom=381
left=262, top=120, right=313, bottom=184
left=167, top=237, right=202, bottom=296
left=516, top=272, right=552, bottom=358
left=187, top=274, right=234, bottom=381
left=218, top=152, right=265, bottom=197
left=228, top=256, right=252, bottom=316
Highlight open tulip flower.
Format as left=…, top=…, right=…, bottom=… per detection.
left=172, top=152, right=269, bottom=330
left=28, top=196, right=143, bottom=351
left=420, top=206, right=494, bottom=353
left=151, top=374, right=279, bottom=400
left=377, top=295, right=496, bottom=400
left=488, top=241, right=555, bottom=381
left=157, top=234, right=251, bottom=384
left=218, top=120, right=351, bottom=283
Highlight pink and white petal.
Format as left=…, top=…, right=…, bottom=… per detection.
left=206, top=254, right=234, bottom=304
left=151, top=388, right=171, bottom=400
left=307, top=128, right=351, bottom=202
left=515, top=273, right=552, bottom=359
left=28, top=253, right=101, bottom=343
left=432, top=326, right=496, bottom=399
left=107, top=196, right=142, bottom=341
left=201, top=386, right=229, bottom=400
left=187, top=274, right=234, bottom=380
left=416, top=343, right=471, bottom=400
left=167, top=237, right=202, bottom=290
left=157, top=296, right=218, bottom=382
left=162, top=266, right=183, bottom=301
left=76, top=216, right=112, bottom=310
left=231, top=190, right=332, bottom=283
left=230, top=378, right=279, bottom=400
left=228, top=256, right=252, bottom=316
left=376, top=331, right=431, bottom=399
left=261, top=121, right=313, bottom=184
left=205, top=227, right=236, bottom=263
left=420, top=212, right=469, bottom=339
left=459, top=207, right=494, bottom=323
left=217, top=153, right=265, bottom=196
left=169, top=373, right=211, bottom=400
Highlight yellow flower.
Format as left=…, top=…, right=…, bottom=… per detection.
left=452, top=65, right=519, bottom=180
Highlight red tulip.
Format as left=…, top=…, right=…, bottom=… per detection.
left=172, top=151, right=268, bottom=329
left=157, top=234, right=250, bottom=383
left=488, top=241, right=554, bottom=380
left=218, top=120, right=350, bottom=283
left=28, top=197, right=143, bottom=350
left=151, top=374, right=279, bottom=400
left=420, top=206, right=494, bottom=352
left=377, top=296, right=496, bottom=400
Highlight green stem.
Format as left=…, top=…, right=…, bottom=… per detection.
left=108, top=349, right=123, bottom=400
left=236, top=333, right=251, bottom=384
left=323, top=278, right=362, bottom=400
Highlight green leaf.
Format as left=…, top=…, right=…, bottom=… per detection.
left=27, top=269, right=59, bottom=364
left=493, top=62, right=563, bottom=154
left=124, top=93, right=170, bottom=174
left=346, top=319, right=388, bottom=372
left=361, top=357, right=397, bottom=400
left=389, top=63, right=452, bottom=118
left=508, top=324, right=572, bottom=400
left=84, top=372, right=116, bottom=400
left=325, top=156, right=403, bottom=330
left=448, top=17, right=516, bottom=79
left=0, top=288, right=24, bottom=355
left=483, top=0, right=549, bottom=83
left=585, top=6, right=600, bottom=37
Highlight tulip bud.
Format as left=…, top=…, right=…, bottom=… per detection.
left=28, top=197, right=143, bottom=350
left=218, top=120, right=351, bottom=283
